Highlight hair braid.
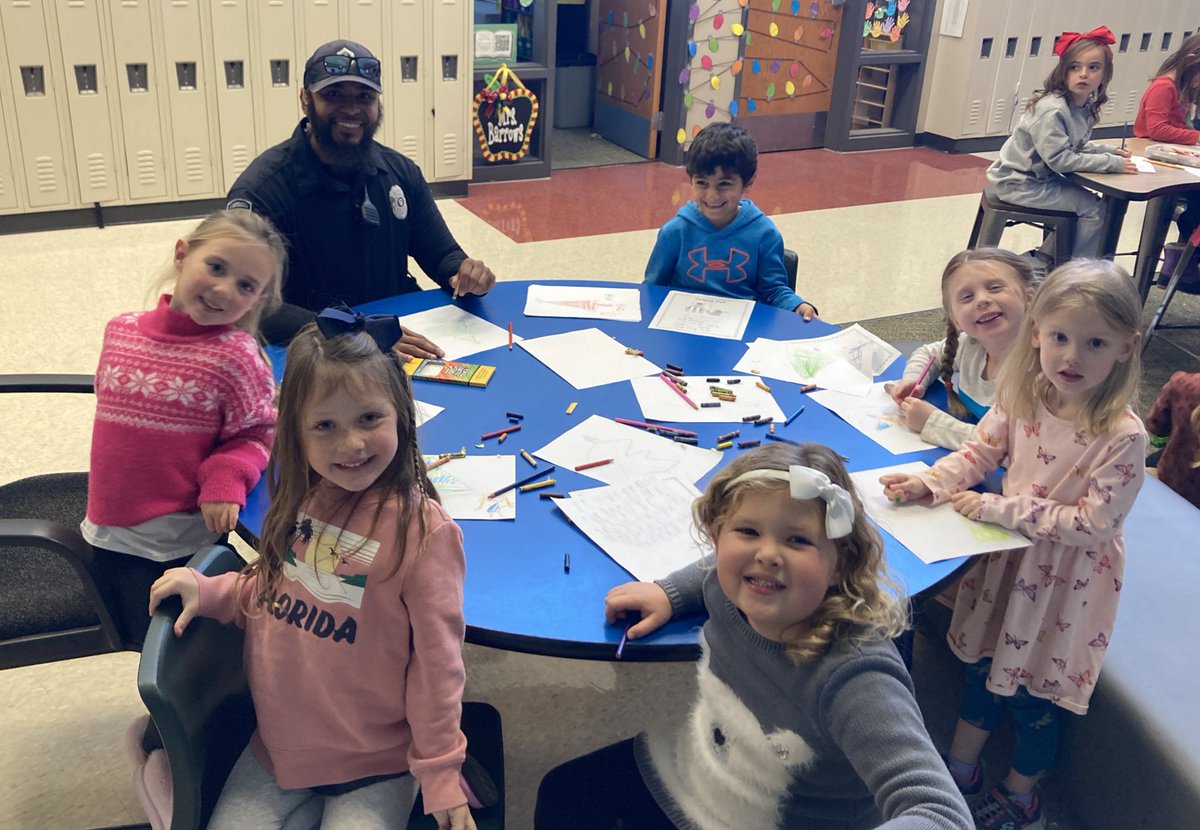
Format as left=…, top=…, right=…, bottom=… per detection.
left=940, top=321, right=968, bottom=418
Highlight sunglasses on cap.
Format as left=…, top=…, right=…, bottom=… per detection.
left=320, top=54, right=381, bottom=83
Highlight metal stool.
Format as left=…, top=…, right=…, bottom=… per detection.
left=967, top=186, right=1077, bottom=266
left=1143, top=223, right=1200, bottom=355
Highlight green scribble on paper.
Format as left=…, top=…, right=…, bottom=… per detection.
left=961, top=514, right=1012, bottom=542
left=790, top=349, right=831, bottom=378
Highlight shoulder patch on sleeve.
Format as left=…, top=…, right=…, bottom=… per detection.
left=226, top=197, right=253, bottom=211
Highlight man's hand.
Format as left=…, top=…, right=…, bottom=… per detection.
left=451, top=258, right=496, bottom=298
left=391, top=326, right=445, bottom=361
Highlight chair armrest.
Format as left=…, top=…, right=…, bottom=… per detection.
left=0, top=374, right=94, bottom=394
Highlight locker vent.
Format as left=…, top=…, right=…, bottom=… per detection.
left=137, top=150, right=157, bottom=186
left=231, top=144, right=250, bottom=175
left=440, top=134, right=457, bottom=168
left=400, top=136, right=419, bottom=158
left=1126, top=91, right=1138, bottom=120
left=87, top=153, right=108, bottom=189
left=989, top=96, right=1008, bottom=130
left=184, top=147, right=204, bottom=182
left=965, top=100, right=982, bottom=131
left=35, top=156, right=58, bottom=193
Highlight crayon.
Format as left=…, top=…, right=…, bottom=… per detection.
left=566, top=402, right=578, bottom=414
left=784, top=405, right=806, bottom=426
left=770, top=423, right=776, bottom=434
left=716, top=440, right=733, bottom=450
left=665, top=363, right=683, bottom=373
left=614, top=418, right=698, bottom=437
left=498, top=431, right=508, bottom=444
left=706, top=377, right=720, bottom=383
left=800, top=383, right=817, bottom=392
left=727, top=378, right=741, bottom=384
left=520, top=449, right=537, bottom=467
left=508, top=417, right=521, bottom=423
left=741, top=414, right=760, bottom=422
left=616, top=623, right=631, bottom=659
left=716, top=430, right=740, bottom=442
left=673, top=435, right=699, bottom=444
left=624, top=347, right=645, bottom=356
left=575, top=458, right=614, bottom=472
left=756, top=380, right=772, bottom=393
left=765, top=433, right=800, bottom=445
left=519, top=478, right=556, bottom=493
left=540, top=492, right=566, bottom=500
left=661, top=374, right=699, bottom=410
left=426, top=455, right=454, bottom=471
left=755, top=416, right=774, bottom=426
left=506, top=411, right=525, bottom=420
left=701, top=402, right=721, bottom=408
left=717, top=394, right=737, bottom=402
left=481, top=424, right=521, bottom=440
left=563, top=552, right=571, bottom=573
left=737, top=439, right=761, bottom=449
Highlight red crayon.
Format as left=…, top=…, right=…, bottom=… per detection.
left=481, top=424, right=521, bottom=440
left=575, top=458, right=614, bottom=472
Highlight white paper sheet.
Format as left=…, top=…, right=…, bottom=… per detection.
left=808, top=383, right=939, bottom=455
left=423, top=454, right=516, bottom=520
left=1131, top=156, right=1156, bottom=173
left=397, top=305, right=519, bottom=360
left=523, top=284, right=642, bottom=322
left=518, top=327, right=660, bottom=389
left=630, top=374, right=785, bottom=423
left=557, top=476, right=707, bottom=580
left=850, top=462, right=1031, bottom=564
left=648, top=290, right=755, bottom=340
left=414, top=400, right=443, bottom=427
left=732, top=325, right=899, bottom=395
left=533, top=414, right=723, bottom=485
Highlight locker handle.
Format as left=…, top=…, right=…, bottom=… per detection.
left=21, top=66, right=45, bottom=96
left=176, top=62, right=197, bottom=91
left=270, top=59, right=289, bottom=87
left=225, top=61, right=245, bottom=89
left=127, top=63, right=149, bottom=92
left=441, top=56, right=457, bottom=82
left=75, top=65, right=98, bottom=94
left=401, top=56, right=418, bottom=83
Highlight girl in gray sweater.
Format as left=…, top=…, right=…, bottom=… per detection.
left=987, top=26, right=1136, bottom=259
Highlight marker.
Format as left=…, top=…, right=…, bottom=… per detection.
left=616, top=622, right=631, bottom=659
left=661, top=373, right=699, bottom=410
left=487, top=465, right=557, bottom=499
left=481, top=424, right=521, bottom=440
left=784, top=405, right=805, bottom=426
left=756, top=380, right=772, bottom=393
left=912, top=354, right=937, bottom=391
left=575, top=458, right=614, bottom=472
left=508, top=321, right=514, bottom=350
left=519, top=478, right=556, bottom=493
left=563, top=552, right=570, bottom=573
left=520, top=449, right=538, bottom=467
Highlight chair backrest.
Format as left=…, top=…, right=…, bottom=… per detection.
left=137, top=545, right=254, bottom=830
left=783, top=248, right=799, bottom=291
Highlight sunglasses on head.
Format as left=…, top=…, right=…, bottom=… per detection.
left=321, top=55, right=381, bottom=83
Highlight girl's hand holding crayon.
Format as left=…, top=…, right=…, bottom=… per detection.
left=201, top=501, right=240, bottom=533
left=898, top=396, right=936, bottom=432
left=949, top=490, right=984, bottom=521
left=434, top=803, right=477, bottom=830
left=605, top=581, right=672, bottom=640
left=888, top=378, right=924, bottom=404
left=148, top=568, right=201, bottom=637
left=1114, top=146, right=1132, bottom=159
left=879, top=474, right=932, bottom=504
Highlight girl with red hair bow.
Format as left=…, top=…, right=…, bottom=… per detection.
left=987, top=25, right=1136, bottom=262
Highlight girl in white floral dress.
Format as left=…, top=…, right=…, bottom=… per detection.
left=882, top=259, right=1145, bottom=830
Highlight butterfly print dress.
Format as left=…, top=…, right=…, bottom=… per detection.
left=917, top=403, right=1146, bottom=714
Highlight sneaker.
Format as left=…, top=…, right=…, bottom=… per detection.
left=942, top=754, right=983, bottom=798
left=971, top=784, right=1046, bottom=830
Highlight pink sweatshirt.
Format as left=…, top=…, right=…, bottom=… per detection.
left=194, top=484, right=468, bottom=813
left=87, top=295, right=275, bottom=526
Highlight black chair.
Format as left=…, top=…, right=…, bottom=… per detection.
left=967, top=186, right=1077, bottom=267
left=1143, top=222, right=1200, bottom=355
left=138, top=545, right=505, bottom=830
left=784, top=247, right=799, bottom=291
left=0, top=373, right=127, bottom=669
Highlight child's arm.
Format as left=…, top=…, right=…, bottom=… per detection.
left=825, top=654, right=972, bottom=828
left=756, top=230, right=818, bottom=319
left=913, top=409, right=980, bottom=452
left=1030, top=109, right=1129, bottom=175
left=890, top=339, right=944, bottom=403
left=605, top=560, right=707, bottom=639
left=403, top=517, right=471, bottom=816
left=974, top=424, right=1146, bottom=545
left=910, top=408, right=1011, bottom=503
left=147, top=568, right=248, bottom=635
left=198, top=348, right=277, bottom=520
left=643, top=224, right=681, bottom=285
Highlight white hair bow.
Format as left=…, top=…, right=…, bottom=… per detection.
left=728, top=465, right=855, bottom=539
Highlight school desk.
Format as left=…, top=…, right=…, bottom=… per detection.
left=239, top=282, right=974, bottom=660
left=1070, top=137, right=1200, bottom=303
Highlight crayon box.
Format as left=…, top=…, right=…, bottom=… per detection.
left=403, top=357, right=496, bottom=388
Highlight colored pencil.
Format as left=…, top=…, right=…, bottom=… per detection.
left=913, top=353, right=937, bottom=391
left=508, top=321, right=513, bottom=350
left=660, top=373, right=699, bottom=410
left=613, top=417, right=698, bottom=437
left=784, top=405, right=806, bottom=426
left=1120, top=121, right=1128, bottom=150
left=575, top=458, right=614, bottom=472
left=765, top=433, right=800, bottom=445
left=487, top=465, right=556, bottom=499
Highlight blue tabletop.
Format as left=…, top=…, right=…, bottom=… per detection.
left=243, top=282, right=966, bottom=660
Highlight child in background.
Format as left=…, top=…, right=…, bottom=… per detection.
left=1134, top=32, right=1200, bottom=150
left=882, top=260, right=1145, bottom=830
left=987, top=27, right=1136, bottom=259
left=149, top=314, right=476, bottom=829
left=83, top=209, right=283, bottom=649
left=1147, top=371, right=1200, bottom=510
left=645, top=122, right=819, bottom=320
left=536, top=443, right=972, bottom=830
left=891, top=248, right=1038, bottom=450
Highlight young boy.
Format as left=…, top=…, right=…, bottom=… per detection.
left=644, top=122, right=818, bottom=320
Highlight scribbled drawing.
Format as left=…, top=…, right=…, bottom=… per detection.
left=544, top=294, right=633, bottom=316
left=961, top=514, right=1014, bottom=542
left=684, top=298, right=727, bottom=316
left=788, top=348, right=832, bottom=379
left=846, top=343, right=866, bottom=371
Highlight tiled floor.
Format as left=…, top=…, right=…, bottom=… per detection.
left=2, top=144, right=1168, bottom=829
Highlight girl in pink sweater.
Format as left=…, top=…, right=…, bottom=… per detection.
left=150, top=312, right=475, bottom=829
left=882, top=260, right=1145, bottom=830
left=83, top=210, right=284, bottom=648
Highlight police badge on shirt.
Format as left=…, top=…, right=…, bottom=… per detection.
left=388, top=184, right=408, bottom=220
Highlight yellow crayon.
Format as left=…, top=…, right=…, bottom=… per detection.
left=716, top=440, right=733, bottom=450
left=566, top=402, right=578, bottom=414
left=519, top=478, right=557, bottom=493
left=756, top=380, right=772, bottom=393
left=520, top=449, right=538, bottom=467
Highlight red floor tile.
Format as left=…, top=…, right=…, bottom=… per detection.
left=457, top=147, right=991, bottom=243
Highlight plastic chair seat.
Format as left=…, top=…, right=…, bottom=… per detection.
left=968, top=186, right=1077, bottom=266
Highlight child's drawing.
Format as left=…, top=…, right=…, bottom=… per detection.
left=523, top=284, right=642, bottom=322
left=397, top=305, right=516, bottom=360
left=423, top=454, right=516, bottom=520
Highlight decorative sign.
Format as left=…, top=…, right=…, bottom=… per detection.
left=472, top=64, right=540, bottom=163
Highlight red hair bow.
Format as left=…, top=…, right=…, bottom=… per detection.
left=1054, top=26, right=1116, bottom=57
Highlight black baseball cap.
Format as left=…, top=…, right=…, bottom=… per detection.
left=303, top=40, right=382, bottom=94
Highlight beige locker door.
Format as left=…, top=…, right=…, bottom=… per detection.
left=107, top=0, right=167, bottom=200
left=387, top=0, right=425, bottom=168
left=0, top=53, right=20, bottom=211
left=1108, top=2, right=1146, bottom=128
left=250, top=0, right=300, bottom=148
left=53, top=0, right=119, bottom=204
left=159, top=0, right=216, bottom=197
left=984, top=3, right=1028, bottom=136
left=208, top=0, right=256, bottom=191
left=958, top=0, right=1009, bottom=136
left=0, top=0, right=71, bottom=208
left=297, top=0, right=338, bottom=58
left=429, top=0, right=468, bottom=182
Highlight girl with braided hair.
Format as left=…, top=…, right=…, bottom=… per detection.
left=891, top=248, right=1038, bottom=450
left=151, top=310, right=478, bottom=830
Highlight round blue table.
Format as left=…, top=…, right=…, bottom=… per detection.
left=242, top=282, right=962, bottom=660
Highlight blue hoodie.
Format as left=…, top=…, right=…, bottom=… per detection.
left=644, top=199, right=806, bottom=311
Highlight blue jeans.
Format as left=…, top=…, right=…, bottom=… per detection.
left=959, top=659, right=1062, bottom=778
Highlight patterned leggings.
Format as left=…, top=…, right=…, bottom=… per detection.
left=959, top=659, right=1063, bottom=778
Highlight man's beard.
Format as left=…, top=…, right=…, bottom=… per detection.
left=308, top=104, right=384, bottom=171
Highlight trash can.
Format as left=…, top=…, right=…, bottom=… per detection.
left=554, top=52, right=596, bottom=129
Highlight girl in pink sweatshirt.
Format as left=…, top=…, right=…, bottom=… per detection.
left=150, top=311, right=474, bottom=829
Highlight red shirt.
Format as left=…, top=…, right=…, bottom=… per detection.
left=1134, top=75, right=1200, bottom=145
